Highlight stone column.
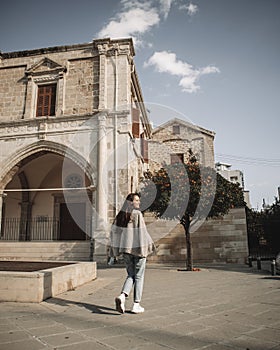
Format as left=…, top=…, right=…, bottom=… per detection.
left=94, top=114, right=108, bottom=260
left=0, top=191, right=6, bottom=236
left=19, top=201, right=32, bottom=241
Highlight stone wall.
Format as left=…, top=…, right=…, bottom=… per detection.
left=146, top=208, right=249, bottom=265
left=149, top=118, right=215, bottom=170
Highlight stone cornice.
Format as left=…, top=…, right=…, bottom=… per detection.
left=1, top=43, right=92, bottom=59
left=94, top=37, right=135, bottom=57
left=0, top=114, right=96, bottom=129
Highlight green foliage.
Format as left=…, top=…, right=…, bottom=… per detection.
left=141, top=160, right=245, bottom=222
left=209, top=173, right=246, bottom=218
left=140, top=152, right=246, bottom=270
left=246, top=198, right=280, bottom=256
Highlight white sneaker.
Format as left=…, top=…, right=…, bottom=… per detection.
left=131, top=303, right=145, bottom=314
left=115, top=294, right=125, bottom=314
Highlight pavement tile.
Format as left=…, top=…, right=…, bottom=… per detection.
left=81, top=324, right=132, bottom=340
left=100, top=333, right=152, bottom=349
left=158, top=334, right=210, bottom=350
left=0, top=330, right=30, bottom=344
left=224, top=334, right=278, bottom=350
left=13, top=317, right=56, bottom=330
left=202, top=343, right=244, bottom=350
left=0, top=324, right=22, bottom=333
left=39, top=331, right=87, bottom=347
left=160, top=321, right=209, bottom=337
left=27, top=324, right=71, bottom=337
left=245, top=326, right=280, bottom=342
left=53, top=340, right=109, bottom=350
left=0, top=338, right=46, bottom=350
left=135, top=342, right=173, bottom=350
left=270, top=346, right=280, bottom=350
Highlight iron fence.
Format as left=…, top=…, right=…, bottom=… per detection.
left=247, top=220, right=280, bottom=259
left=0, top=217, right=91, bottom=241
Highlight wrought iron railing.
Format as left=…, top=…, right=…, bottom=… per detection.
left=0, top=217, right=91, bottom=241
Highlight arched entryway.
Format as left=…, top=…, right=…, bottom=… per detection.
left=0, top=142, right=96, bottom=242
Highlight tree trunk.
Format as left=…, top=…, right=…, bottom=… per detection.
left=185, top=227, right=193, bottom=271
left=181, top=214, right=193, bottom=271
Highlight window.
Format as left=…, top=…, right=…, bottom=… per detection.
left=173, top=125, right=180, bottom=134
left=36, top=84, right=56, bottom=117
left=230, top=176, right=238, bottom=183
left=132, top=107, right=140, bottom=138
left=171, top=153, right=184, bottom=164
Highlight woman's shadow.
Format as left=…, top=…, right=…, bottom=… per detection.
left=45, top=297, right=120, bottom=315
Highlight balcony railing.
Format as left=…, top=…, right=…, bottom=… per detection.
left=0, top=217, right=91, bottom=241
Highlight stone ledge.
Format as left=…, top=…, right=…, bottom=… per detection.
left=0, top=261, right=97, bottom=303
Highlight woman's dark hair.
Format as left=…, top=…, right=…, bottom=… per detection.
left=114, top=193, right=140, bottom=227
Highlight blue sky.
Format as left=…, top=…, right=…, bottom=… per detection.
left=0, top=0, right=279, bottom=209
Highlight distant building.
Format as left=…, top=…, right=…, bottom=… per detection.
left=149, top=118, right=215, bottom=171
left=215, top=162, right=251, bottom=208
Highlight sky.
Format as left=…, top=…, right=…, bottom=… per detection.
left=0, top=0, right=279, bottom=210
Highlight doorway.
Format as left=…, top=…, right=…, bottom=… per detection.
left=59, top=203, right=86, bottom=240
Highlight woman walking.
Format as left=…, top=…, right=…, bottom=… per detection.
left=109, top=193, right=155, bottom=314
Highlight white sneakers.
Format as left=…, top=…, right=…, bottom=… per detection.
left=115, top=294, right=125, bottom=314
left=131, top=302, right=145, bottom=314
left=115, top=295, right=145, bottom=314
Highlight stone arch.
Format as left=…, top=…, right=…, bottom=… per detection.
left=0, top=140, right=96, bottom=189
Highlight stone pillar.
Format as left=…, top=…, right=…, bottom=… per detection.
left=19, top=201, right=32, bottom=241
left=94, top=114, right=108, bottom=260
left=0, top=191, right=6, bottom=236
left=96, top=42, right=108, bottom=110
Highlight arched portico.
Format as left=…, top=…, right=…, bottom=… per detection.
left=0, top=141, right=96, bottom=242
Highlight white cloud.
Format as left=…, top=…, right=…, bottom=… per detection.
left=97, top=7, right=160, bottom=45
left=144, top=51, right=220, bottom=93
left=97, top=1, right=163, bottom=46
left=96, top=1, right=180, bottom=46
left=179, top=2, right=199, bottom=16
left=158, top=0, right=173, bottom=19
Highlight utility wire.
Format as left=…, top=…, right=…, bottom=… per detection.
left=216, top=153, right=280, bottom=167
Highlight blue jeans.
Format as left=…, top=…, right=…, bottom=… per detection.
left=122, top=253, right=146, bottom=303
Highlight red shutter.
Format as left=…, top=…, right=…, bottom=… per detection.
left=141, top=134, right=149, bottom=163
left=132, top=108, right=140, bottom=138
left=36, top=84, right=56, bottom=117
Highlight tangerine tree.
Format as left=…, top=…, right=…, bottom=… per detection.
left=140, top=151, right=245, bottom=270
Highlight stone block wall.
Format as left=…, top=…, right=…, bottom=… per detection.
left=147, top=208, right=249, bottom=265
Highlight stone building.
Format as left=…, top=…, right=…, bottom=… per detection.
left=146, top=118, right=248, bottom=265
left=0, top=38, right=151, bottom=260
left=149, top=118, right=215, bottom=171
left=215, top=162, right=251, bottom=208
left=0, top=38, right=249, bottom=265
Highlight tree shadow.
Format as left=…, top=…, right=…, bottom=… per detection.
left=45, top=297, right=120, bottom=315
left=261, top=276, right=280, bottom=281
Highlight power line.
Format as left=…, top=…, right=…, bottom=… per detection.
left=216, top=153, right=280, bottom=167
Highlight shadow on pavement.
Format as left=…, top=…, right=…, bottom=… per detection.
left=45, top=297, right=120, bottom=316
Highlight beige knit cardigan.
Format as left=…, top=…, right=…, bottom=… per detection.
left=109, top=209, right=156, bottom=258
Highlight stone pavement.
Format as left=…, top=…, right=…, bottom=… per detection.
left=0, top=262, right=279, bottom=350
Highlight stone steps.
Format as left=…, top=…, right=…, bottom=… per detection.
left=0, top=241, right=91, bottom=261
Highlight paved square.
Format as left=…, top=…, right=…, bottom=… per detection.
left=0, top=263, right=279, bottom=349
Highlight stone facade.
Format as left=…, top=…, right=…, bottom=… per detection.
left=149, top=118, right=215, bottom=170
left=146, top=208, right=249, bottom=265
left=0, top=38, right=248, bottom=265
left=0, top=38, right=151, bottom=259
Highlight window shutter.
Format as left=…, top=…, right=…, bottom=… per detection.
left=132, top=108, right=140, bottom=138
left=141, top=134, right=149, bottom=163
left=36, top=84, right=56, bottom=117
